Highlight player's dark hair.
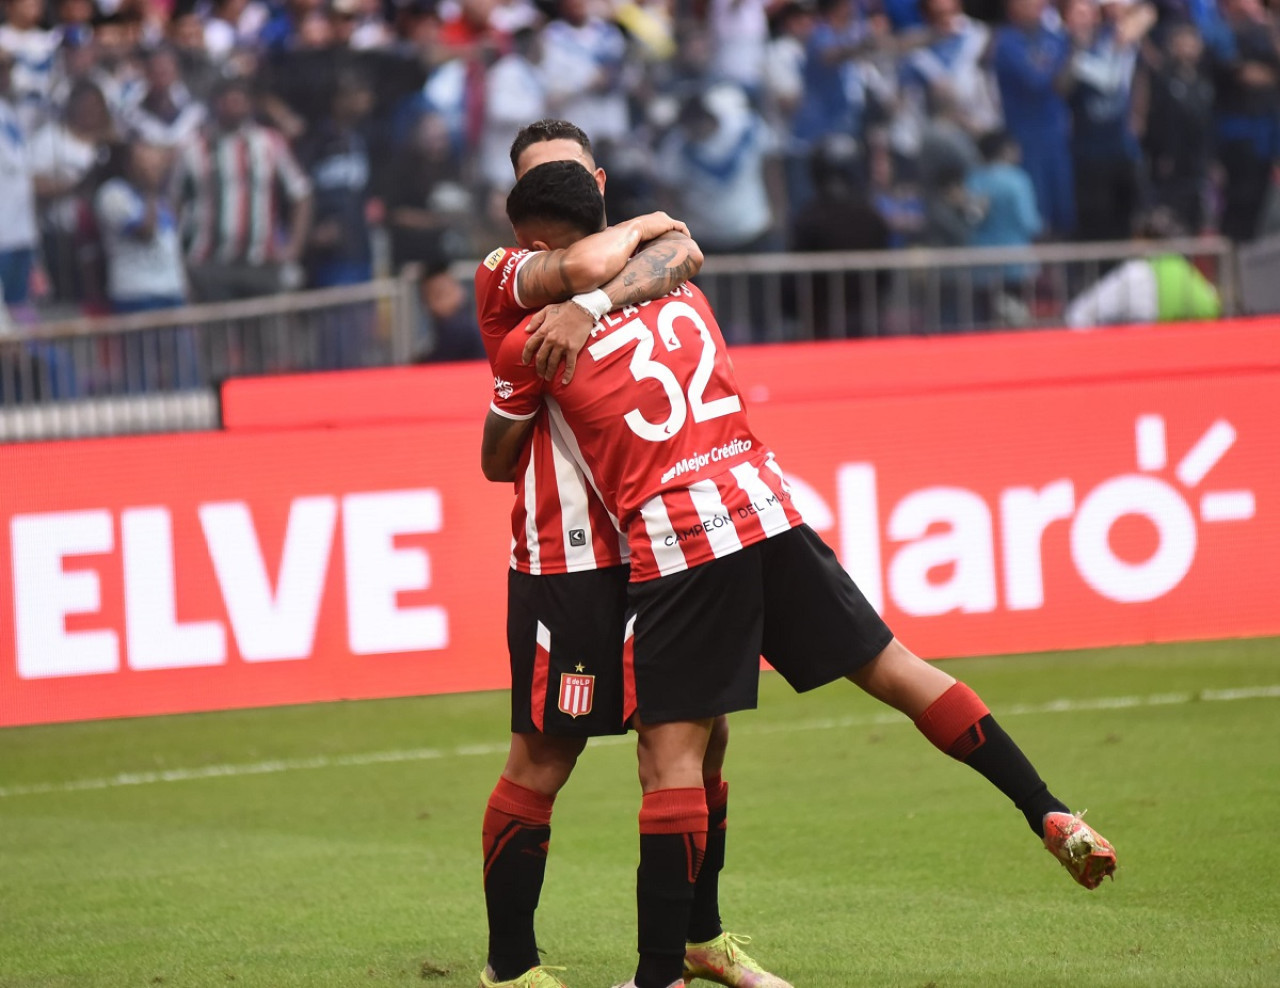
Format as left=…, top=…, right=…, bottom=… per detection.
left=506, top=160, right=605, bottom=238
left=509, top=119, right=594, bottom=171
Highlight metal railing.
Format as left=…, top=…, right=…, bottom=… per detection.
left=693, top=237, right=1236, bottom=343
left=0, top=238, right=1249, bottom=441
left=1238, top=233, right=1280, bottom=316
left=0, top=273, right=419, bottom=410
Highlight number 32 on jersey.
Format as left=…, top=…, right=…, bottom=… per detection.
left=587, top=300, right=741, bottom=443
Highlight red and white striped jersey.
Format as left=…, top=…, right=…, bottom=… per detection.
left=475, top=247, right=627, bottom=575
left=174, top=124, right=311, bottom=266
left=489, top=282, right=805, bottom=582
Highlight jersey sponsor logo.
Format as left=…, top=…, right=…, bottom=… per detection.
left=494, top=376, right=514, bottom=400
left=498, top=250, right=525, bottom=290
left=661, top=438, right=754, bottom=484
left=558, top=671, right=595, bottom=718
left=483, top=247, right=506, bottom=271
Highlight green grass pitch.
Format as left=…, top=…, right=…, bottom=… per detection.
left=2, top=637, right=1279, bottom=988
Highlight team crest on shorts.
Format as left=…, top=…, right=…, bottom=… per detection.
left=558, top=672, right=595, bottom=718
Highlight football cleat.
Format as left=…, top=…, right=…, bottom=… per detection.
left=683, top=932, right=794, bottom=988
left=610, top=981, right=685, bottom=988
left=479, top=964, right=570, bottom=988
left=1043, top=810, right=1117, bottom=889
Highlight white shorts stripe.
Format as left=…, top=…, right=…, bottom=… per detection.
left=640, top=495, right=689, bottom=577
left=687, top=479, right=744, bottom=558
left=536, top=620, right=551, bottom=653
left=730, top=461, right=794, bottom=538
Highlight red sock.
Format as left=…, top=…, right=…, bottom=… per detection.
left=688, top=775, right=728, bottom=943
left=482, top=777, right=555, bottom=980
left=914, top=682, right=990, bottom=758
left=636, top=788, right=707, bottom=988
left=914, top=682, right=1068, bottom=837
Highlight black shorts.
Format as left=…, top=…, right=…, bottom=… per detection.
left=507, top=566, right=631, bottom=737
left=626, top=524, right=894, bottom=724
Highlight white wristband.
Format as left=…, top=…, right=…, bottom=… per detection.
left=569, top=289, right=612, bottom=321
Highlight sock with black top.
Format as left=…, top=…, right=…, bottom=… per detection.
left=914, top=682, right=1069, bottom=837
left=686, top=774, right=728, bottom=944
left=635, top=787, right=708, bottom=988
left=482, top=776, right=554, bottom=980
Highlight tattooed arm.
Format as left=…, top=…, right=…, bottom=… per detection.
left=520, top=230, right=705, bottom=383
left=513, top=212, right=692, bottom=310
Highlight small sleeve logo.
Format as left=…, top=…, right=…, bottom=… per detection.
left=483, top=247, right=506, bottom=271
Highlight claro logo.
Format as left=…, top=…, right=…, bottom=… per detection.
left=792, top=415, right=1256, bottom=616
left=9, top=489, right=448, bottom=680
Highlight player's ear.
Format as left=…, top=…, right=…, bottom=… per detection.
left=593, top=167, right=606, bottom=195
left=531, top=238, right=552, bottom=252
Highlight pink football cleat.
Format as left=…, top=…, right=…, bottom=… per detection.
left=1043, top=811, right=1117, bottom=889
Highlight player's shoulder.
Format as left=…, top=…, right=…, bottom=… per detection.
left=474, top=245, right=532, bottom=291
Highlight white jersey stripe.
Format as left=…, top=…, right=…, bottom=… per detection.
left=686, top=479, right=744, bottom=558
left=548, top=416, right=596, bottom=571
left=545, top=399, right=626, bottom=536
left=730, top=461, right=794, bottom=537
left=640, top=495, right=689, bottom=576
left=522, top=456, right=542, bottom=575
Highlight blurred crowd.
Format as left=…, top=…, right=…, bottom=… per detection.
left=0, top=0, right=1278, bottom=324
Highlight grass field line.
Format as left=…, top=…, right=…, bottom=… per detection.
left=2, top=683, right=1278, bottom=800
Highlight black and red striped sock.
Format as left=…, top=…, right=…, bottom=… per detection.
left=687, top=774, right=728, bottom=944
left=635, top=787, right=708, bottom=988
left=482, top=776, right=554, bottom=980
left=914, top=683, right=1068, bottom=837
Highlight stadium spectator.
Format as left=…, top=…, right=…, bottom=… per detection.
left=0, top=51, right=39, bottom=315
left=479, top=26, right=545, bottom=196
left=966, top=129, right=1042, bottom=323
left=791, top=0, right=881, bottom=160
left=993, top=0, right=1074, bottom=237
left=706, top=0, right=771, bottom=98
left=0, top=0, right=59, bottom=132
left=28, top=78, right=116, bottom=301
left=126, top=46, right=207, bottom=149
left=654, top=85, right=781, bottom=254
left=95, top=141, right=187, bottom=314
left=790, top=134, right=891, bottom=338
left=414, top=259, right=484, bottom=362
left=868, top=138, right=926, bottom=246
left=1064, top=207, right=1222, bottom=326
left=173, top=76, right=313, bottom=302
left=203, top=0, right=271, bottom=61
left=300, top=69, right=376, bottom=289
left=1207, top=0, right=1280, bottom=240
left=539, top=0, right=629, bottom=146
left=383, top=109, right=475, bottom=271
left=897, top=0, right=1001, bottom=156
left=1140, top=20, right=1215, bottom=234
left=94, top=140, right=199, bottom=390
left=1061, top=0, right=1156, bottom=242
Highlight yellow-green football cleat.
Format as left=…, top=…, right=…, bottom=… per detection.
left=683, top=932, right=793, bottom=988
left=479, top=965, right=569, bottom=988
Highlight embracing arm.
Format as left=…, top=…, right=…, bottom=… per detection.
left=481, top=410, right=537, bottom=483
left=520, top=229, right=704, bottom=382
left=514, top=212, right=693, bottom=309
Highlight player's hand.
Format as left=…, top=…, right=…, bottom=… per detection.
left=522, top=300, right=596, bottom=385
left=628, top=211, right=691, bottom=244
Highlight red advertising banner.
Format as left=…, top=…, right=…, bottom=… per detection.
left=3, top=322, right=1278, bottom=726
